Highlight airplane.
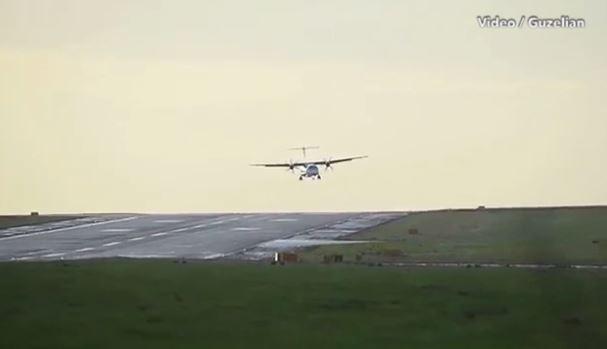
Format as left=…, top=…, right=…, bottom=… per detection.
left=251, top=146, right=368, bottom=180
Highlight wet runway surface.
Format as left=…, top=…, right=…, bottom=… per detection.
left=0, top=212, right=404, bottom=261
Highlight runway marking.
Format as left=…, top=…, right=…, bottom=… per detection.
left=232, top=227, right=260, bottom=231
left=271, top=218, right=298, bottom=222
left=223, top=217, right=241, bottom=223
left=203, top=253, right=227, bottom=259
left=172, top=227, right=189, bottom=232
left=207, top=221, right=225, bottom=225
left=336, top=227, right=363, bottom=234
left=128, top=236, right=145, bottom=241
left=23, top=251, right=44, bottom=255
left=13, top=256, right=34, bottom=261
left=151, top=232, right=168, bottom=237
left=102, top=241, right=121, bottom=247
left=0, top=216, right=140, bottom=241
left=154, top=219, right=183, bottom=223
left=205, top=217, right=241, bottom=225
left=75, top=247, right=95, bottom=252
left=43, top=252, right=65, bottom=258
left=191, top=224, right=209, bottom=229
left=101, top=228, right=134, bottom=232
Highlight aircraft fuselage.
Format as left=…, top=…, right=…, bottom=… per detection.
left=299, top=164, right=321, bottom=180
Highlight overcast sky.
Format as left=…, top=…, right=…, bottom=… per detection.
left=1, top=0, right=606, bottom=213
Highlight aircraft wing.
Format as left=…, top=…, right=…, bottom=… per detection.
left=309, top=155, right=368, bottom=166
left=250, top=162, right=306, bottom=168
left=251, top=156, right=367, bottom=168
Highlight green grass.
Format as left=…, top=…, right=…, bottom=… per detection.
left=1, top=260, right=606, bottom=349
left=302, top=207, right=607, bottom=265
left=0, top=215, right=82, bottom=229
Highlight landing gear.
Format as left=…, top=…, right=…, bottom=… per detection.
left=299, top=175, right=303, bottom=181
left=317, top=175, right=321, bottom=180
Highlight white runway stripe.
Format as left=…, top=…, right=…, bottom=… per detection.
left=128, top=236, right=145, bottom=241
left=202, top=253, right=227, bottom=259
left=101, top=228, right=134, bottom=232
left=207, top=221, right=225, bottom=225
left=232, top=227, right=260, bottom=231
left=43, top=252, right=65, bottom=258
left=75, top=247, right=95, bottom=252
left=191, top=224, right=209, bottom=229
left=23, top=251, right=42, bottom=255
left=14, top=256, right=34, bottom=261
left=151, top=232, right=168, bottom=237
left=102, top=241, right=121, bottom=247
left=0, top=216, right=139, bottom=241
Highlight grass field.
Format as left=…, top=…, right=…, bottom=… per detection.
left=0, top=215, right=82, bottom=229
left=1, top=260, right=606, bottom=349
left=301, top=207, right=607, bottom=265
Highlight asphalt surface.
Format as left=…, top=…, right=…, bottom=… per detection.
left=0, top=213, right=403, bottom=261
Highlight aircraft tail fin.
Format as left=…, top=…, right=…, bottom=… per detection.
left=288, top=146, right=319, bottom=158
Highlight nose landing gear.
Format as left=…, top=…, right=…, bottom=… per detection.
left=298, top=174, right=321, bottom=180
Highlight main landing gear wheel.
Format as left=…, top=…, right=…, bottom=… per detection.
left=299, top=175, right=303, bottom=181
left=317, top=175, right=321, bottom=180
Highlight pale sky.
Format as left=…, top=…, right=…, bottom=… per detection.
left=1, top=0, right=606, bottom=214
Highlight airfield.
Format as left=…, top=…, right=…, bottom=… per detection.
left=1, top=207, right=607, bottom=348
left=0, top=212, right=403, bottom=261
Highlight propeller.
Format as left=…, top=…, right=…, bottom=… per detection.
left=287, top=159, right=296, bottom=173
left=324, top=157, right=333, bottom=171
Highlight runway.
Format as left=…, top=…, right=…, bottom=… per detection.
left=0, top=212, right=403, bottom=261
